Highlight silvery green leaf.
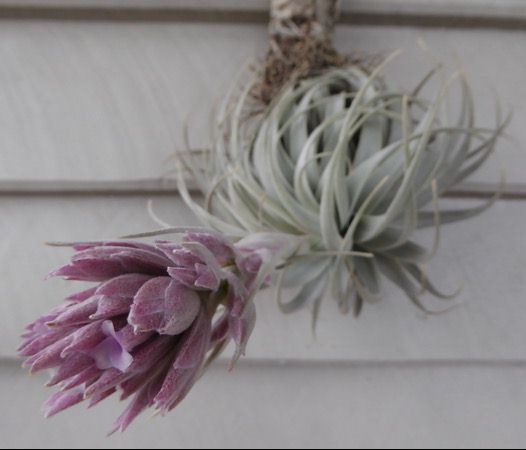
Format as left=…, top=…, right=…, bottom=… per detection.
left=277, top=267, right=329, bottom=314
left=354, top=257, right=381, bottom=298
left=279, top=256, right=333, bottom=288
left=383, top=241, right=432, bottom=264
left=376, top=255, right=438, bottom=314
left=404, top=263, right=461, bottom=300
left=417, top=195, right=498, bottom=228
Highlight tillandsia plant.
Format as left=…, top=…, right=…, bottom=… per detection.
left=178, top=57, right=507, bottom=318
left=20, top=0, right=507, bottom=433
left=177, top=1, right=507, bottom=317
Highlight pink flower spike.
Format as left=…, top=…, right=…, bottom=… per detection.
left=19, top=231, right=285, bottom=431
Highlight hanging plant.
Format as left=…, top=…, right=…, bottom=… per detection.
left=19, top=0, right=507, bottom=433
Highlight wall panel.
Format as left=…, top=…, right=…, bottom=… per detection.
left=2, top=195, right=525, bottom=363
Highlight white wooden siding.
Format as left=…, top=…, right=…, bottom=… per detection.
left=0, top=22, right=523, bottom=187
left=1, top=196, right=525, bottom=364
left=0, top=1, right=525, bottom=448
left=3, top=360, right=526, bottom=448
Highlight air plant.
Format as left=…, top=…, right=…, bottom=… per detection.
left=19, top=0, right=507, bottom=433
left=178, top=55, right=507, bottom=319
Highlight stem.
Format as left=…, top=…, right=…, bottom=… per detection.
left=270, top=0, right=339, bottom=40
left=259, top=0, right=344, bottom=103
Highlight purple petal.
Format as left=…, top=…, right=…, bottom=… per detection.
left=114, top=325, right=153, bottom=353
left=50, top=246, right=170, bottom=282
left=47, top=353, right=94, bottom=387
left=19, top=328, right=72, bottom=357
left=129, top=278, right=201, bottom=336
left=181, top=242, right=226, bottom=284
left=110, top=392, right=150, bottom=434
left=88, top=388, right=116, bottom=409
left=159, top=283, right=201, bottom=336
left=47, top=297, right=99, bottom=327
left=184, top=232, right=236, bottom=265
left=167, top=264, right=221, bottom=293
left=210, top=313, right=230, bottom=350
left=89, top=337, right=133, bottom=372
left=156, top=242, right=201, bottom=267
left=61, top=366, right=101, bottom=390
left=24, top=335, right=74, bottom=373
left=87, top=335, right=174, bottom=399
left=61, top=321, right=107, bottom=357
left=110, top=373, right=165, bottom=434
left=73, top=246, right=171, bottom=266
left=43, top=388, right=84, bottom=418
left=95, top=274, right=153, bottom=299
left=153, top=308, right=211, bottom=411
left=129, top=278, right=171, bottom=333
left=229, top=300, right=256, bottom=368
left=119, top=371, right=153, bottom=401
left=89, top=296, right=132, bottom=321
left=194, top=264, right=220, bottom=291
left=84, top=369, right=127, bottom=399
left=167, top=267, right=198, bottom=287
left=236, top=253, right=263, bottom=275
left=126, top=336, right=174, bottom=374
left=73, top=247, right=171, bottom=274
left=118, top=358, right=167, bottom=401
left=155, top=365, right=199, bottom=414
left=49, top=260, right=128, bottom=282
left=72, top=241, right=168, bottom=259
left=21, top=307, right=69, bottom=341
left=86, top=321, right=133, bottom=372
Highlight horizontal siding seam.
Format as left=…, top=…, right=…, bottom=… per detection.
left=0, top=181, right=524, bottom=201
left=0, top=5, right=523, bottom=30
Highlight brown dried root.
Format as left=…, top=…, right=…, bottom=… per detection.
left=256, top=34, right=348, bottom=104
left=253, top=0, right=376, bottom=104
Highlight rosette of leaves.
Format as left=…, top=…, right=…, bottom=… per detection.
left=178, top=55, right=507, bottom=320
